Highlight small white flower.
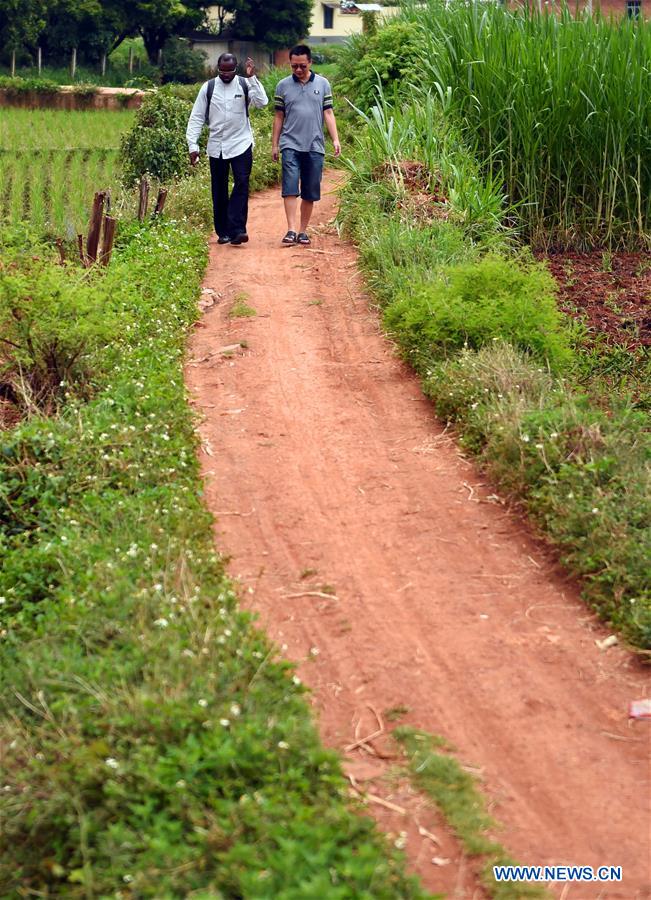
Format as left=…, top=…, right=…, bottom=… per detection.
left=592, top=507, right=599, bottom=514
left=123, top=875, right=134, bottom=884
left=198, top=698, right=208, bottom=708
left=176, top=779, right=186, bottom=788
left=105, top=758, right=119, bottom=769
left=219, top=718, right=230, bottom=728
left=309, top=646, right=320, bottom=657
left=521, top=434, right=530, bottom=443
left=182, top=648, right=195, bottom=658
left=292, top=675, right=301, bottom=686
left=277, top=741, right=290, bottom=750
left=230, top=703, right=241, bottom=717
left=153, top=583, right=163, bottom=592
left=154, top=617, right=169, bottom=628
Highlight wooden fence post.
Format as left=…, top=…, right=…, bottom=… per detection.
left=37, top=47, right=42, bottom=74
left=100, top=216, right=117, bottom=266
left=86, top=191, right=106, bottom=263
left=77, top=234, right=87, bottom=267
left=138, top=177, right=150, bottom=222
left=71, top=47, right=77, bottom=80
left=101, top=52, right=107, bottom=76
left=153, top=189, right=168, bottom=217
left=128, top=46, right=134, bottom=74
left=10, top=50, right=16, bottom=77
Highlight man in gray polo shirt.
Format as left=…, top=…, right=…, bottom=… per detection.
left=272, top=44, right=340, bottom=246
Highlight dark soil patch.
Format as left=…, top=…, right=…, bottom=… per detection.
left=0, top=398, right=21, bottom=430
left=541, top=250, right=651, bottom=348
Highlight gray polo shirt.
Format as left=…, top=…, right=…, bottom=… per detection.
left=274, top=72, right=333, bottom=155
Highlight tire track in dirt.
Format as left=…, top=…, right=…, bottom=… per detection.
left=186, top=173, right=650, bottom=898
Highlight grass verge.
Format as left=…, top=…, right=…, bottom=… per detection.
left=0, top=222, right=430, bottom=897
left=394, top=728, right=549, bottom=900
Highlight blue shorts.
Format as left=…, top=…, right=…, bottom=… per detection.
left=281, top=149, right=324, bottom=202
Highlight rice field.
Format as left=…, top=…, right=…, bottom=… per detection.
left=0, top=109, right=135, bottom=234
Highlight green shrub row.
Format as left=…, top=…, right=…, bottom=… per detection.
left=339, top=124, right=650, bottom=650
left=0, top=224, right=429, bottom=897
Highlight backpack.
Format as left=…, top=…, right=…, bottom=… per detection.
left=204, top=75, right=250, bottom=126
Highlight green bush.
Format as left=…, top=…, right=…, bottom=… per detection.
left=383, top=254, right=575, bottom=372
left=0, top=238, right=120, bottom=413
left=120, top=89, right=191, bottom=185
left=335, top=21, right=425, bottom=111
left=161, top=37, right=208, bottom=85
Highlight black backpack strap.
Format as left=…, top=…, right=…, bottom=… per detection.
left=205, top=76, right=249, bottom=125
left=239, top=75, right=250, bottom=118
left=204, top=77, right=215, bottom=126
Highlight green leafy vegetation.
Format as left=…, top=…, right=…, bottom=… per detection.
left=0, top=223, right=430, bottom=898
left=383, top=255, right=575, bottom=373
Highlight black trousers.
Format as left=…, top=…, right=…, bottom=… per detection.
left=209, top=145, right=253, bottom=239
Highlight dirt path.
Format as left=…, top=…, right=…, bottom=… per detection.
left=186, top=173, right=650, bottom=898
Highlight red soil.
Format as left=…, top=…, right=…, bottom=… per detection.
left=542, top=250, right=651, bottom=349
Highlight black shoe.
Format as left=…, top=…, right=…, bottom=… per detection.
left=282, top=230, right=297, bottom=244
left=230, top=233, right=249, bottom=245
left=217, top=235, right=230, bottom=244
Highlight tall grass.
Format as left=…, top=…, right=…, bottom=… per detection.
left=344, top=85, right=511, bottom=247
left=397, top=1, right=651, bottom=249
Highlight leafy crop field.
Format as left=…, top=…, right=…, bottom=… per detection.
left=0, top=109, right=134, bottom=234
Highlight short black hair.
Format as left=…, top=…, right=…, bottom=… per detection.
left=217, top=52, right=237, bottom=68
left=289, top=44, right=311, bottom=61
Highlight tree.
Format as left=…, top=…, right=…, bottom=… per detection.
left=105, top=0, right=212, bottom=64
left=39, top=0, right=116, bottom=63
left=0, top=0, right=47, bottom=64
left=233, top=0, right=312, bottom=48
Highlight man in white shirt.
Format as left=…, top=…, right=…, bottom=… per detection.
left=187, top=54, right=268, bottom=245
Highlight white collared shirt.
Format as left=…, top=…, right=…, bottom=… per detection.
left=186, top=76, right=268, bottom=160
